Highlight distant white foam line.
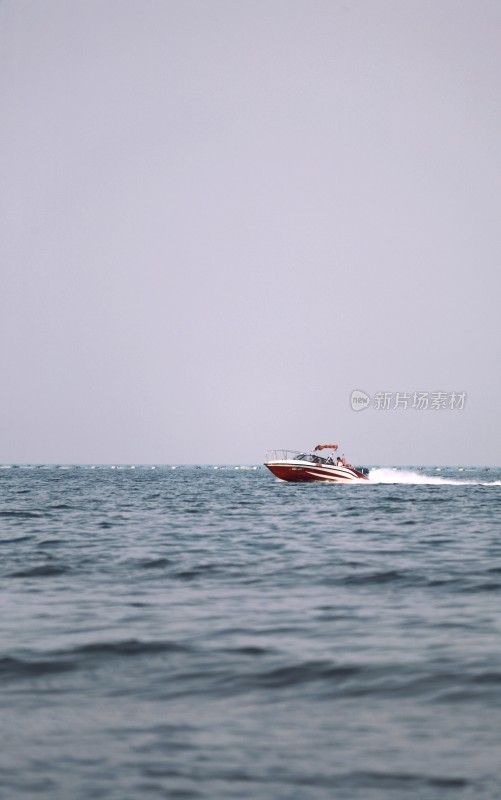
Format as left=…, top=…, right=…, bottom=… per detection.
left=368, top=468, right=501, bottom=486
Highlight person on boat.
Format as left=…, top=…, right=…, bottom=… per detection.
left=337, top=456, right=346, bottom=466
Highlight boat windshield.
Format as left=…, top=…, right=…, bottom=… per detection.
left=295, top=453, right=327, bottom=464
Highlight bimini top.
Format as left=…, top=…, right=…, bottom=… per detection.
left=314, top=444, right=338, bottom=451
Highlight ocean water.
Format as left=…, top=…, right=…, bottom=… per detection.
left=1, top=464, right=501, bottom=800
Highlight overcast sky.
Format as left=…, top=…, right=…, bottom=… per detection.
left=1, top=0, right=500, bottom=464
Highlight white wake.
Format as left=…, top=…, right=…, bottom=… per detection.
left=368, top=468, right=501, bottom=487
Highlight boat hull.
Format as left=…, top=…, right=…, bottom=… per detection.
left=264, top=460, right=369, bottom=483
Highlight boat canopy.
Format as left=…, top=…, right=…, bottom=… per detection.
left=314, top=443, right=338, bottom=451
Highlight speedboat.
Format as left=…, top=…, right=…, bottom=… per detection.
left=264, top=444, right=369, bottom=483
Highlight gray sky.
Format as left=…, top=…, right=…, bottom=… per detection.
left=1, top=0, right=500, bottom=464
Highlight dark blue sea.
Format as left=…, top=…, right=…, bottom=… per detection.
left=1, top=464, right=501, bottom=800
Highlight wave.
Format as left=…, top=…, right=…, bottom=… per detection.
left=0, top=656, right=76, bottom=679
left=0, top=640, right=191, bottom=681
left=0, top=510, right=43, bottom=518
left=368, top=468, right=501, bottom=486
left=304, top=771, right=470, bottom=790
left=70, top=639, right=189, bottom=657
left=0, top=535, right=33, bottom=545
left=8, top=564, right=70, bottom=578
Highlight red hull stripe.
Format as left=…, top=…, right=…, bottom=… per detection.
left=265, top=463, right=368, bottom=483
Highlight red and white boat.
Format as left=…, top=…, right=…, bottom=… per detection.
left=264, top=444, right=369, bottom=483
